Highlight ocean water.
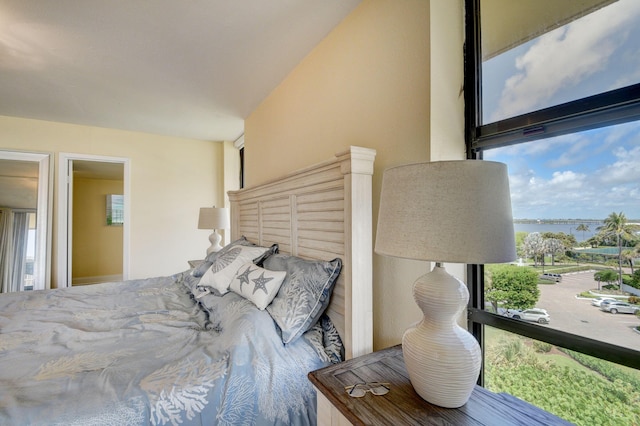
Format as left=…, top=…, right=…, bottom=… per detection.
left=513, top=222, right=601, bottom=242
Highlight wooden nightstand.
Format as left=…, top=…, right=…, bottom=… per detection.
left=188, top=259, right=205, bottom=268
left=308, top=345, right=571, bottom=425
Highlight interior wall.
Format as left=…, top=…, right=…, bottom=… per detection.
left=0, top=115, right=225, bottom=287
left=72, top=178, right=123, bottom=284
left=245, top=0, right=465, bottom=350
left=221, top=140, right=241, bottom=246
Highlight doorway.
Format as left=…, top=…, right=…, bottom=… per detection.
left=0, top=150, right=52, bottom=292
left=57, top=154, right=130, bottom=288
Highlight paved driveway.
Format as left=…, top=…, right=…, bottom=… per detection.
left=537, top=271, right=640, bottom=351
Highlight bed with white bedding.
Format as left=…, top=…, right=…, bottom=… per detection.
left=0, top=146, right=375, bottom=425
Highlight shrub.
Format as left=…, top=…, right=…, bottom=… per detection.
left=602, top=284, right=619, bottom=290
left=628, top=296, right=640, bottom=304
left=533, top=341, right=552, bottom=353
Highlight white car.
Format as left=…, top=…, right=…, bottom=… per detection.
left=591, top=297, right=616, bottom=307
left=600, top=301, right=639, bottom=315
left=510, top=308, right=550, bottom=324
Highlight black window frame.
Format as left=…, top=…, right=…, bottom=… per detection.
left=463, top=0, right=640, bottom=382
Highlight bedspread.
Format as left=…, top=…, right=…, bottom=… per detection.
left=0, top=272, right=334, bottom=425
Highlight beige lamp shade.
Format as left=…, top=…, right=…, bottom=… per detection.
left=375, top=160, right=516, bottom=264
left=374, top=160, right=516, bottom=408
left=198, top=207, right=229, bottom=254
left=198, top=207, right=230, bottom=230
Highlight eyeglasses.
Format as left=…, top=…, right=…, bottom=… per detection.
left=344, top=382, right=390, bottom=398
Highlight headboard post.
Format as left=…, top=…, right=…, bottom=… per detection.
left=228, top=146, right=376, bottom=359
left=335, top=147, right=376, bottom=359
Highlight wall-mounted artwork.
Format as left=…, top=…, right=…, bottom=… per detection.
left=106, top=194, right=124, bottom=226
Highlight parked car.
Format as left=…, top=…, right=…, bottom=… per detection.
left=600, top=301, right=639, bottom=315
left=540, top=273, right=562, bottom=282
left=591, top=297, right=617, bottom=307
left=600, top=299, right=616, bottom=309
left=510, top=308, right=551, bottom=324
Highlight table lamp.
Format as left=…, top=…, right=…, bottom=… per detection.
left=375, top=160, right=516, bottom=408
left=198, top=206, right=230, bottom=255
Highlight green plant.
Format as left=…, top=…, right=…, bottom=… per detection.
left=485, top=335, right=640, bottom=425
left=533, top=341, right=552, bottom=353
left=485, top=265, right=540, bottom=312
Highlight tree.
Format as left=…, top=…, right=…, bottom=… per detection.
left=597, top=212, right=640, bottom=286
left=522, top=232, right=545, bottom=267
left=575, top=224, right=590, bottom=242
left=543, top=238, right=564, bottom=266
left=515, top=231, right=529, bottom=260
left=621, top=248, right=637, bottom=274
left=485, top=265, right=540, bottom=312
left=593, top=269, right=618, bottom=291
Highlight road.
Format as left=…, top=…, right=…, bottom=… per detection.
left=537, top=271, right=640, bottom=351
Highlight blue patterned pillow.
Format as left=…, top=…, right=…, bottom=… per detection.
left=303, top=314, right=344, bottom=364
left=264, top=254, right=342, bottom=344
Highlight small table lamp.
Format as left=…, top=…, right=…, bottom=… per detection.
left=375, top=160, right=516, bottom=408
left=198, top=206, right=230, bottom=255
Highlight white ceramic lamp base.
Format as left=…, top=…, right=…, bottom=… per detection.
left=402, top=263, right=481, bottom=408
left=206, top=230, right=223, bottom=255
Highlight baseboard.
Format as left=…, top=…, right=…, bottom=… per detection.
left=72, top=274, right=123, bottom=286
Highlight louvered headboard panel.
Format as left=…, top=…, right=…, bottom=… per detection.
left=228, top=146, right=375, bottom=359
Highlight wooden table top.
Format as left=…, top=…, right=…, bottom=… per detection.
left=308, top=344, right=573, bottom=425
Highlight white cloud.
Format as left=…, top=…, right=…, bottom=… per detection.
left=597, top=145, right=640, bottom=184
left=546, top=137, right=592, bottom=168
left=506, top=142, right=640, bottom=219
left=491, top=0, right=640, bottom=122
left=548, top=171, right=585, bottom=189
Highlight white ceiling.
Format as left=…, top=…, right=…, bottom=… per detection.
left=0, top=0, right=361, bottom=142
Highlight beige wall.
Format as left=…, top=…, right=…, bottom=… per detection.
left=0, top=115, right=230, bottom=288
left=245, top=0, right=465, bottom=350
left=72, top=178, right=124, bottom=283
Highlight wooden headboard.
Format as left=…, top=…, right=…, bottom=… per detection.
left=228, top=146, right=375, bottom=359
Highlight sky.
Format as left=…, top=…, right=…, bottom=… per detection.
left=481, top=0, right=640, bottom=221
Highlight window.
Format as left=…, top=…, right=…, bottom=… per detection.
left=465, top=1, right=640, bottom=424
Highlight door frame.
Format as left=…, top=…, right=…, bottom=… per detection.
left=57, top=153, right=130, bottom=288
left=0, top=150, right=53, bottom=290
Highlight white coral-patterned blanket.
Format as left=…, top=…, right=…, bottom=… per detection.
left=0, top=272, right=336, bottom=425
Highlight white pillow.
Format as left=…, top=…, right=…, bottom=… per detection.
left=198, top=245, right=271, bottom=295
left=229, top=262, right=286, bottom=310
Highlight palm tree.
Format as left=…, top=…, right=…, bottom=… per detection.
left=594, top=269, right=618, bottom=291
left=597, top=212, right=640, bottom=286
left=575, top=224, right=590, bottom=242
left=621, top=244, right=640, bottom=274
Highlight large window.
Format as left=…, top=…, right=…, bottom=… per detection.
left=465, top=1, right=640, bottom=424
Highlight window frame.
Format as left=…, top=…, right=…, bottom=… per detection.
left=463, top=0, right=640, bottom=379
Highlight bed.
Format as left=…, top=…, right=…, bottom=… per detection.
left=0, top=146, right=375, bottom=426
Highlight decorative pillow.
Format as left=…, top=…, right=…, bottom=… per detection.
left=229, top=262, right=286, bottom=310
left=303, top=313, right=344, bottom=364
left=198, top=245, right=272, bottom=296
left=264, top=254, right=342, bottom=344
left=192, top=236, right=277, bottom=278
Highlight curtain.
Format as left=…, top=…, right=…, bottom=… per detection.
left=0, top=209, right=30, bottom=293
left=10, top=212, right=29, bottom=292
left=0, top=208, right=13, bottom=293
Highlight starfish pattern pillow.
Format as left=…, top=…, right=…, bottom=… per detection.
left=229, top=262, right=287, bottom=310
left=198, top=245, right=272, bottom=296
